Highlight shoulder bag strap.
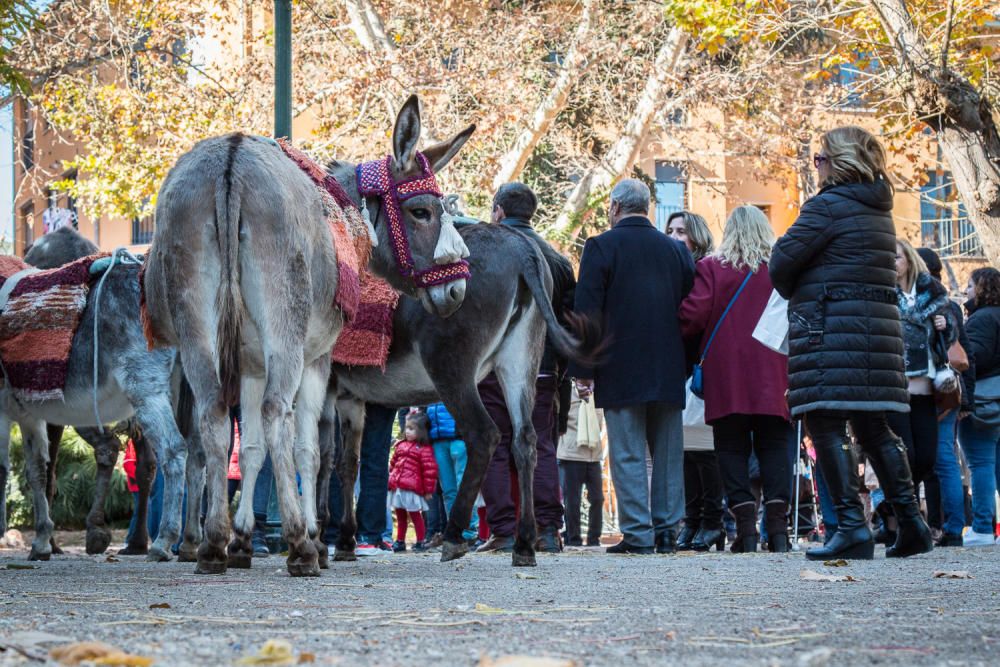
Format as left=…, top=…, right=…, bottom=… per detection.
left=699, top=270, right=754, bottom=364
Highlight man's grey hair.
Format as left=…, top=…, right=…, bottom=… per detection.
left=610, top=179, right=650, bottom=215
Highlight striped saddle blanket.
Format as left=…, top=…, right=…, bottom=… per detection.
left=0, top=253, right=106, bottom=401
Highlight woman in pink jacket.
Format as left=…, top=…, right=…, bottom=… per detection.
left=679, top=206, right=793, bottom=553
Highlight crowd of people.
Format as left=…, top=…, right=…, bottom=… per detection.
left=124, top=125, right=1000, bottom=561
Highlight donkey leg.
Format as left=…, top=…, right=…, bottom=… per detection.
left=230, top=377, right=267, bottom=569
left=194, top=398, right=233, bottom=575
left=22, top=421, right=54, bottom=561
left=130, top=399, right=187, bottom=562
left=0, top=412, right=11, bottom=537
left=179, top=426, right=206, bottom=563
left=120, top=434, right=154, bottom=555
left=494, top=369, right=540, bottom=568
left=76, top=427, right=117, bottom=555
left=333, top=397, right=364, bottom=561
left=293, top=357, right=330, bottom=569
left=315, top=392, right=337, bottom=567
left=434, top=388, right=502, bottom=563
left=44, top=424, right=64, bottom=555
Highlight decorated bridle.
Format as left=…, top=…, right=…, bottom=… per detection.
left=356, top=152, right=471, bottom=289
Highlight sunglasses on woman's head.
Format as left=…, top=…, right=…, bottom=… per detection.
left=813, top=154, right=828, bottom=169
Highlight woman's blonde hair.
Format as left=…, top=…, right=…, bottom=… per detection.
left=668, top=211, right=714, bottom=261
left=896, top=239, right=927, bottom=292
left=715, top=205, right=775, bottom=272
left=819, top=126, right=893, bottom=191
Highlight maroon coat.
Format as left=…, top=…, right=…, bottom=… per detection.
left=388, top=440, right=439, bottom=496
left=679, top=257, right=790, bottom=424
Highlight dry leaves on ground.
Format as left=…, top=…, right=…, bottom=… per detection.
left=236, top=639, right=318, bottom=665
left=800, top=569, right=859, bottom=583
left=823, top=559, right=849, bottom=567
left=49, top=641, right=154, bottom=666
left=932, top=570, right=972, bottom=579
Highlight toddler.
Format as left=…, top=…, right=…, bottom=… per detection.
left=387, top=412, right=438, bottom=551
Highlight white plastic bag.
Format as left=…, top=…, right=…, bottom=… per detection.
left=752, top=288, right=789, bottom=354
left=682, top=378, right=706, bottom=427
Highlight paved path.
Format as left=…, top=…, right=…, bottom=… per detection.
left=1, top=540, right=998, bottom=666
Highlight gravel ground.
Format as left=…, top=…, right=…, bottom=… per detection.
left=1, top=536, right=999, bottom=666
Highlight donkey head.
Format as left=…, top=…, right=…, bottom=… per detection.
left=24, top=225, right=98, bottom=269
left=357, top=95, right=475, bottom=318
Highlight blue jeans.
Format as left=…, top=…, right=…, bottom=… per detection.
left=325, top=403, right=396, bottom=544
left=126, top=468, right=163, bottom=544
left=433, top=438, right=479, bottom=540
left=935, top=410, right=966, bottom=536
left=252, top=453, right=273, bottom=520
left=958, top=417, right=1000, bottom=534
left=813, top=464, right=837, bottom=534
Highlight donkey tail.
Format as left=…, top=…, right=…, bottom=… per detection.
left=214, top=133, right=244, bottom=407
left=519, top=239, right=604, bottom=368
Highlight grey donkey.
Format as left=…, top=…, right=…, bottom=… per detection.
left=0, top=228, right=189, bottom=562
left=318, top=222, right=601, bottom=567
left=143, top=94, right=475, bottom=576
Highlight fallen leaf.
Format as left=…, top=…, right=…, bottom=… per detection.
left=5, top=563, right=39, bottom=570
left=479, top=657, right=577, bottom=667
left=800, top=569, right=858, bottom=583
left=932, top=570, right=972, bottom=579
left=236, top=640, right=296, bottom=665
left=823, top=559, right=849, bottom=567
left=105, top=556, right=120, bottom=563
left=149, top=603, right=171, bottom=609
left=515, top=573, right=538, bottom=580
left=297, top=653, right=316, bottom=664
left=50, top=642, right=154, bottom=666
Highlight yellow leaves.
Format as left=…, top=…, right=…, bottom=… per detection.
left=49, top=642, right=154, bottom=666
left=236, top=640, right=318, bottom=666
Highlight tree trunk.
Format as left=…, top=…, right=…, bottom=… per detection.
left=869, top=0, right=1000, bottom=263
left=490, top=0, right=595, bottom=191
left=343, top=0, right=393, bottom=56
left=551, top=27, right=689, bottom=236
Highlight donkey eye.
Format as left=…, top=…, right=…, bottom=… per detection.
left=412, top=208, right=431, bottom=222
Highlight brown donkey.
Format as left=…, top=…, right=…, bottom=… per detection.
left=143, top=96, right=474, bottom=576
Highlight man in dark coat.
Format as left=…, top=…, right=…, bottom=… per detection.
left=570, top=179, right=695, bottom=554
left=477, top=182, right=575, bottom=554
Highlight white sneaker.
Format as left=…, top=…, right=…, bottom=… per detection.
left=963, top=530, right=996, bottom=547
left=355, top=542, right=379, bottom=557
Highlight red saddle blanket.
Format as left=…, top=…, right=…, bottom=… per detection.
left=0, top=253, right=106, bottom=401
left=276, top=140, right=398, bottom=369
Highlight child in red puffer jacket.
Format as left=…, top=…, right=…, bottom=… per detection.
left=388, top=411, right=438, bottom=552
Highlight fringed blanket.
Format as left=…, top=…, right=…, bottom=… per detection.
left=276, top=140, right=399, bottom=369
left=0, top=253, right=106, bottom=401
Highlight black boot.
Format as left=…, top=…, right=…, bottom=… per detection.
left=729, top=502, right=758, bottom=553
left=676, top=524, right=698, bottom=550
left=863, top=437, right=933, bottom=559
left=873, top=502, right=897, bottom=546
left=691, top=524, right=726, bottom=552
left=806, top=435, right=874, bottom=561
left=655, top=528, right=678, bottom=554
left=765, top=501, right=790, bottom=553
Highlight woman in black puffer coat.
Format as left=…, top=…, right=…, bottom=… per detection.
left=770, top=125, right=932, bottom=561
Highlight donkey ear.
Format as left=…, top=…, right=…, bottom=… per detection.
left=392, top=94, right=421, bottom=172
left=422, top=124, right=476, bottom=173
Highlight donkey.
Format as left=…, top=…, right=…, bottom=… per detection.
left=319, top=222, right=600, bottom=567
left=143, top=95, right=474, bottom=576
left=0, top=232, right=189, bottom=562
left=4, top=227, right=159, bottom=557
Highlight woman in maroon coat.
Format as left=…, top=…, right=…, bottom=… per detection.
left=679, top=206, right=792, bottom=552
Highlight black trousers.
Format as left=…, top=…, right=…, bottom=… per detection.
left=886, top=394, right=938, bottom=486
left=683, top=451, right=723, bottom=527
left=559, top=460, right=603, bottom=546
left=713, top=414, right=793, bottom=508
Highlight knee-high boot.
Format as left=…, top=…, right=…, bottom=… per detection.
left=729, top=502, right=758, bottom=553
left=806, top=435, right=874, bottom=561
left=862, top=436, right=933, bottom=558
left=765, top=500, right=790, bottom=553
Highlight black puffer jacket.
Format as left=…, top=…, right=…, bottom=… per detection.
left=770, top=179, right=908, bottom=416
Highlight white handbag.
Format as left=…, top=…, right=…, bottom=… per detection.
left=752, top=288, right=789, bottom=354
left=682, top=378, right=706, bottom=427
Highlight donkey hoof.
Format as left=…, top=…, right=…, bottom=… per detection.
left=315, top=540, right=330, bottom=570
left=512, top=550, right=537, bottom=567
left=194, top=559, right=228, bottom=575
left=85, top=528, right=112, bottom=555
left=286, top=556, right=321, bottom=577
left=177, top=546, right=199, bottom=563
left=50, top=540, right=65, bottom=555
left=440, top=540, right=469, bottom=563
left=146, top=546, right=174, bottom=563
left=118, top=544, right=148, bottom=556
left=28, top=548, right=51, bottom=562
left=333, top=548, right=357, bottom=562
left=227, top=553, right=252, bottom=569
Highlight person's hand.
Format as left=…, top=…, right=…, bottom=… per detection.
left=424, top=494, right=433, bottom=501
left=575, top=379, right=594, bottom=402
left=934, top=315, right=947, bottom=331
left=959, top=411, right=971, bottom=421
